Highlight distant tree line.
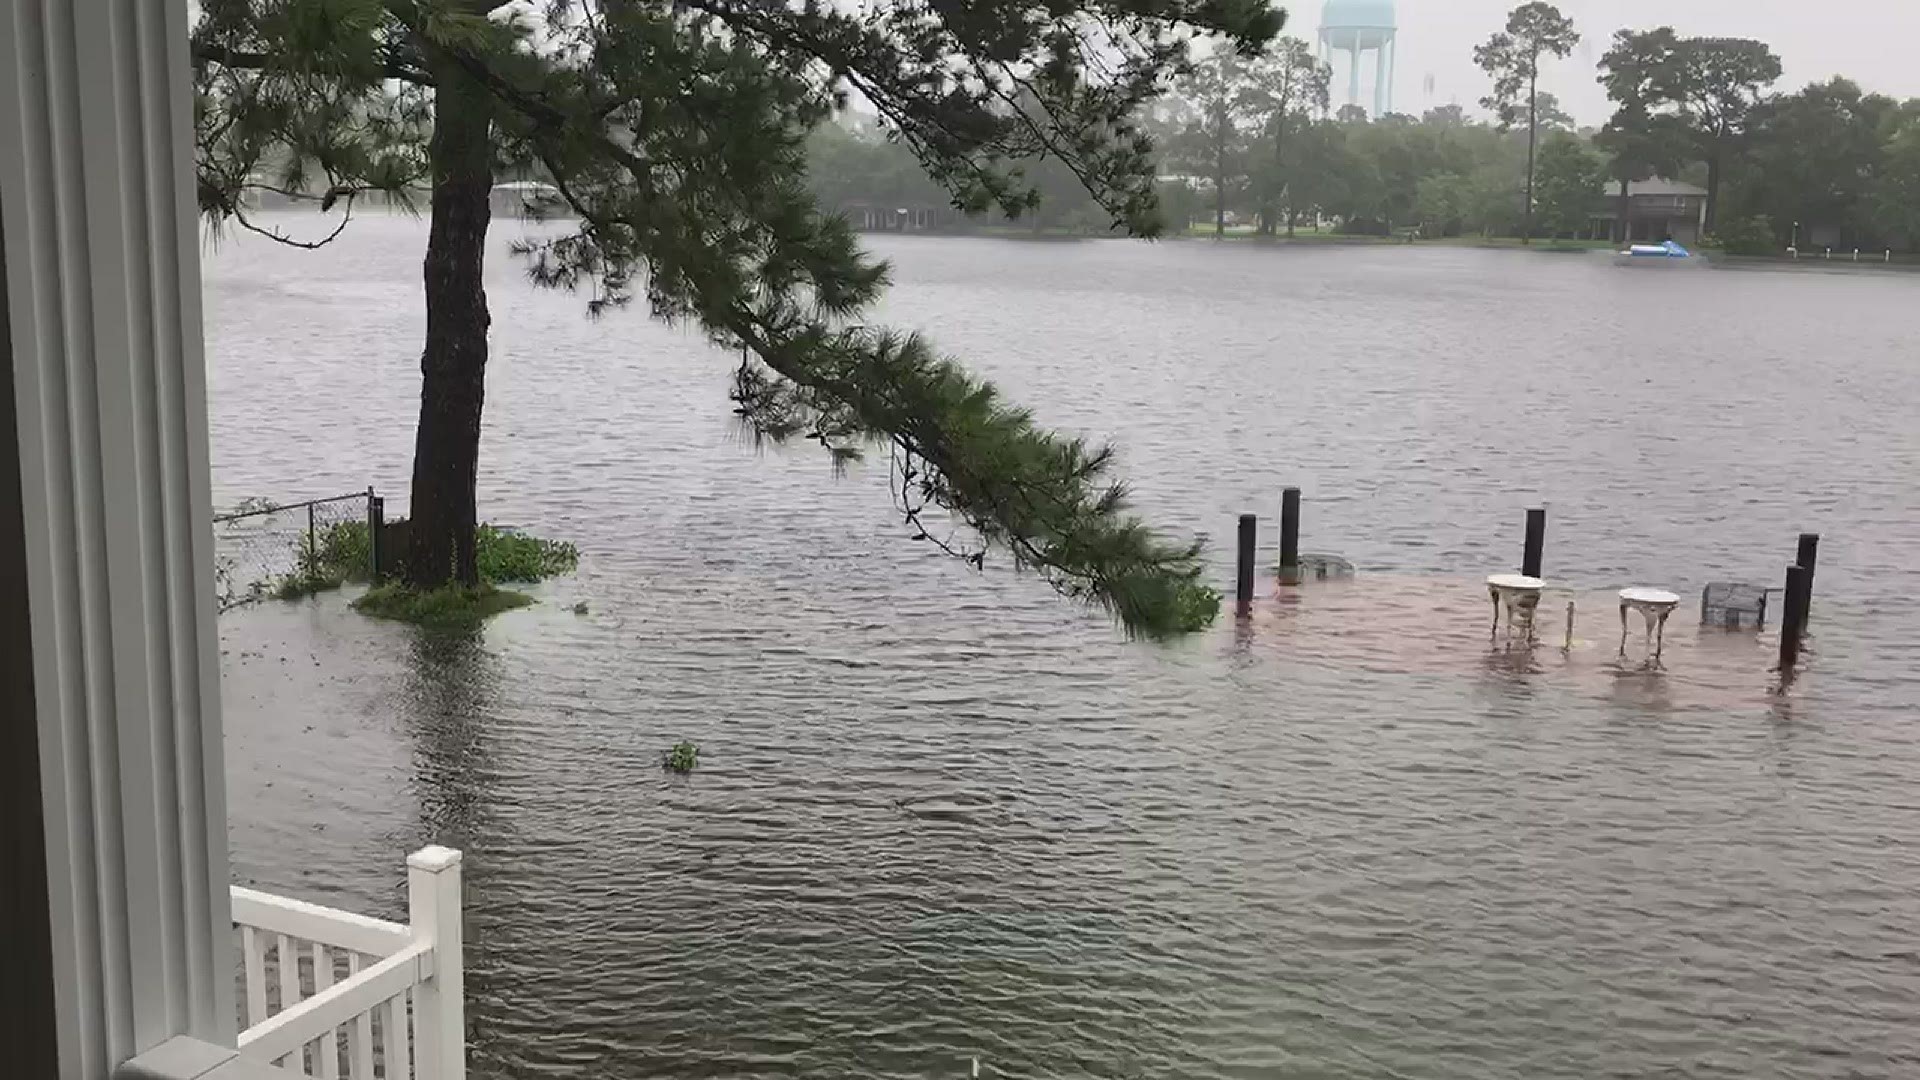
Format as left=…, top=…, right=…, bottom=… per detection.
left=805, top=3, right=1920, bottom=253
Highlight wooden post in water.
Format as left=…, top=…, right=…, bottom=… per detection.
left=368, top=490, right=384, bottom=581
left=1795, top=532, right=1819, bottom=621
left=1522, top=508, right=1546, bottom=578
left=1278, top=488, right=1301, bottom=585
left=1236, top=514, right=1256, bottom=610
left=1779, top=564, right=1807, bottom=671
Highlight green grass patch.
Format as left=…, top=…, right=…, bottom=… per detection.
left=474, top=525, right=579, bottom=582
left=351, top=583, right=533, bottom=628
left=662, top=741, right=699, bottom=773
left=265, top=519, right=373, bottom=600
left=272, top=572, right=339, bottom=601
left=263, top=519, right=577, bottom=606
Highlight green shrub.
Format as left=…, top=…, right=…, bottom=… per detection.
left=352, top=583, right=532, bottom=628
left=662, top=741, right=699, bottom=773
left=266, top=519, right=576, bottom=604
left=474, top=525, right=579, bottom=582
left=271, top=570, right=338, bottom=601
left=1335, top=216, right=1390, bottom=237
left=314, top=519, right=372, bottom=580
left=1708, top=215, right=1776, bottom=256
left=1172, top=583, right=1221, bottom=632
left=269, top=519, right=373, bottom=599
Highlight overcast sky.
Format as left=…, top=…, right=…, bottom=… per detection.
left=1328, top=0, right=1920, bottom=126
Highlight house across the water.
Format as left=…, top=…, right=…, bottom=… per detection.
left=1586, top=177, right=1709, bottom=245
left=836, top=200, right=960, bottom=232
left=491, top=180, right=565, bottom=219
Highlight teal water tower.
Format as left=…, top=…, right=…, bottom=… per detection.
left=1318, top=0, right=1397, bottom=118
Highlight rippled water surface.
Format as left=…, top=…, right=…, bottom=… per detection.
left=210, top=217, right=1920, bottom=1078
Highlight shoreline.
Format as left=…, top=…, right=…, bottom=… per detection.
left=853, top=226, right=1920, bottom=268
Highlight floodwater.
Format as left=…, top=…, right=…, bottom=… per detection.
left=208, top=217, right=1920, bottom=1079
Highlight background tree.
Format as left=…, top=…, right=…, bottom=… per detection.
left=804, top=119, right=949, bottom=217
left=1335, top=103, right=1370, bottom=125
left=194, top=0, right=1284, bottom=635
left=1648, top=35, right=1781, bottom=231
left=1346, top=117, right=1436, bottom=232
left=1414, top=172, right=1469, bottom=236
left=1532, top=133, right=1606, bottom=236
left=1247, top=38, right=1332, bottom=236
left=1462, top=159, right=1524, bottom=236
left=1170, top=52, right=1262, bottom=238
left=1474, top=2, right=1579, bottom=242
left=1531, top=91, right=1575, bottom=132
left=1873, top=113, right=1920, bottom=251
left=1289, top=118, right=1366, bottom=226
left=1709, top=214, right=1776, bottom=255
left=1597, top=28, right=1686, bottom=243
left=1736, top=78, right=1898, bottom=249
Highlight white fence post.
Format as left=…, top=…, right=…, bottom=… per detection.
left=407, top=846, right=466, bottom=1080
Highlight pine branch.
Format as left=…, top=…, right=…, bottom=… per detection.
left=481, top=8, right=1231, bottom=634
left=188, top=0, right=1255, bottom=635
left=191, top=40, right=436, bottom=86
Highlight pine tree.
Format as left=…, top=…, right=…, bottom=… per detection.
left=192, top=0, right=1284, bottom=636
left=1249, top=37, right=1331, bottom=237
left=1474, top=2, right=1578, bottom=243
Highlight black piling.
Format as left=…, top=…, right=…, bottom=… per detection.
left=367, top=491, right=385, bottom=581
left=1278, top=488, right=1301, bottom=586
left=1521, top=508, right=1546, bottom=578
left=1779, top=564, right=1808, bottom=671
left=1236, top=514, right=1257, bottom=609
left=1796, top=532, right=1820, bottom=620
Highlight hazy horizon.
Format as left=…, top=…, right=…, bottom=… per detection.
left=1313, top=0, right=1920, bottom=127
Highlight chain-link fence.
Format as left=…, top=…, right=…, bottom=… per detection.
left=212, top=490, right=380, bottom=612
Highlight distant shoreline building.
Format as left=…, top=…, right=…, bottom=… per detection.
left=1587, top=178, right=1709, bottom=245
left=1318, top=0, right=1397, bottom=120
left=834, top=200, right=959, bottom=233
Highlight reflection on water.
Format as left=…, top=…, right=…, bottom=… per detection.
left=402, top=629, right=502, bottom=850
left=210, top=219, right=1920, bottom=1079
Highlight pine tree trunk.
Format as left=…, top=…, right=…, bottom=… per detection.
left=1704, top=150, right=1721, bottom=235
left=406, top=63, right=494, bottom=589
left=1271, top=114, right=1288, bottom=239
left=1214, top=136, right=1226, bottom=238
left=1522, top=69, right=1537, bottom=245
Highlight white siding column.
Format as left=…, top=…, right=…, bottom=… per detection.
left=1373, top=40, right=1388, bottom=119
left=0, top=1, right=233, bottom=1077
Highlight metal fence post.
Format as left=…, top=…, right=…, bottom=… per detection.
left=305, top=502, right=317, bottom=579
left=407, top=846, right=466, bottom=1080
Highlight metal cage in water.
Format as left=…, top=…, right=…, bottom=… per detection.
left=1701, top=582, right=1769, bottom=629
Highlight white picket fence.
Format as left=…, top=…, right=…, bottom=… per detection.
left=232, top=846, right=465, bottom=1080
